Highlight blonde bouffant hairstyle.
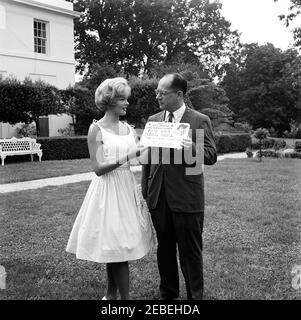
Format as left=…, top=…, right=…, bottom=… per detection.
left=95, top=77, right=131, bottom=112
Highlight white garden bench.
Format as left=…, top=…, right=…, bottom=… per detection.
left=0, top=137, right=43, bottom=166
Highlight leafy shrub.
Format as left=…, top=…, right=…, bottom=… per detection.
left=246, top=148, right=253, bottom=158
left=16, top=123, right=37, bottom=138
left=268, top=127, right=278, bottom=138
left=297, top=129, right=301, bottom=139
left=273, top=140, right=286, bottom=150
left=295, top=141, right=301, bottom=152
left=254, top=128, right=269, bottom=140
left=259, top=150, right=280, bottom=158
left=283, top=120, right=301, bottom=139
left=252, top=137, right=276, bottom=149
left=57, top=124, right=75, bottom=137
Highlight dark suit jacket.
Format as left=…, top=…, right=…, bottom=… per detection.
left=141, top=107, right=217, bottom=213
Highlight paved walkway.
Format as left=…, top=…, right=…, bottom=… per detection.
left=0, top=152, right=248, bottom=194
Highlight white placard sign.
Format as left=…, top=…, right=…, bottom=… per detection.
left=140, top=122, right=190, bottom=149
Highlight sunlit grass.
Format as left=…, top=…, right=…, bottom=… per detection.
left=0, top=158, right=300, bottom=300
left=0, top=159, right=92, bottom=184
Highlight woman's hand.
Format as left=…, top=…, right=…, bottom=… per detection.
left=127, top=144, right=148, bottom=161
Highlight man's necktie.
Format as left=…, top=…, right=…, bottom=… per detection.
left=167, top=112, right=174, bottom=123
left=166, top=112, right=174, bottom=161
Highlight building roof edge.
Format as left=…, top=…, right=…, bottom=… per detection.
left=12, top=0, right=81, bottom=18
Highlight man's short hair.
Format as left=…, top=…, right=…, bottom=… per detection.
left=167, top=73, right=188, bottom=96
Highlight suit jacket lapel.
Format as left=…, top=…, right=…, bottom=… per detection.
left=158, top=111, right=165, bottom=122
left=179, top=107, right=192, bottom=124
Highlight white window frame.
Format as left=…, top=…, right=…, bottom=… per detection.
left=34, top=19, right=48, bottom=54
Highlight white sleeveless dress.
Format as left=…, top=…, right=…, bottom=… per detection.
left=66, top=120, right=156, bottom=263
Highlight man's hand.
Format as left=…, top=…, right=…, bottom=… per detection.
left=180, top=137, right=193, bottom=150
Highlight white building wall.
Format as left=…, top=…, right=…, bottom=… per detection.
left=0, top=122, right=20, bottom=138
left=0, top=0, right=77, bottom=88
left=48, top=114, right=73, bottom=136
left=0, top=0, right=80, bottom=138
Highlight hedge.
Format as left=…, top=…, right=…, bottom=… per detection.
left=215, top=133, right=251, bottom=154
left=260, top=149, right=301, bottom=159
left=35, top=133, right=251, bottom=161
left=284, top=151, right=301, bottom=159
left=37, top=136, right=89, bottom=160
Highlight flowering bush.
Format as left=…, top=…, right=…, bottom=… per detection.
left=16, top=123, right=37, bottom=138
left=273, top=140, right=286, bottom=151
left=246, top=147, right=253, bottom=158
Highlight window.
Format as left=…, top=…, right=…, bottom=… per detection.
left=34, top=20, right=47, bottom=54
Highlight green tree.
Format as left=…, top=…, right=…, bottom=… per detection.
left=149, top=54, right=210, bottom=82
left=23, top=79, right=65, bottom=136
left=127, top=77, right=160, bottom=128
left=0, top=77, right=29, bottom=124
left=0, top=77, right=64, bottom=136
left=187, top=79, right=233, bottom=130
left=221, top=43, right=301, bottom=135
left=60, top=85, right=97, bottom=135
left=73, top=0, right=168, bottom=75
left=274, top=0, right=301, bottom=47
left=79, top=62, right=122, bottom=91
left=72, top=0, right=241, bottom=77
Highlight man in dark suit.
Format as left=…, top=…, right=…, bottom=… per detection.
left=141, top=73, right=217, bottom=300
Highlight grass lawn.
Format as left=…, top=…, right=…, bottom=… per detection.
left=0, top=158, right=300, bottom=300
left=0, top=159, right=92, bottom=184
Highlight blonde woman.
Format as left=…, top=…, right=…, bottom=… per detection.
left=66, top=77, right=155, bottom=300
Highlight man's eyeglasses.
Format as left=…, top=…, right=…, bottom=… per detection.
left=155, top=90, right=175, bottom=96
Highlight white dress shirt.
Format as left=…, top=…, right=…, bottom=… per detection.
left=165, top=104, right=186, bottom=123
